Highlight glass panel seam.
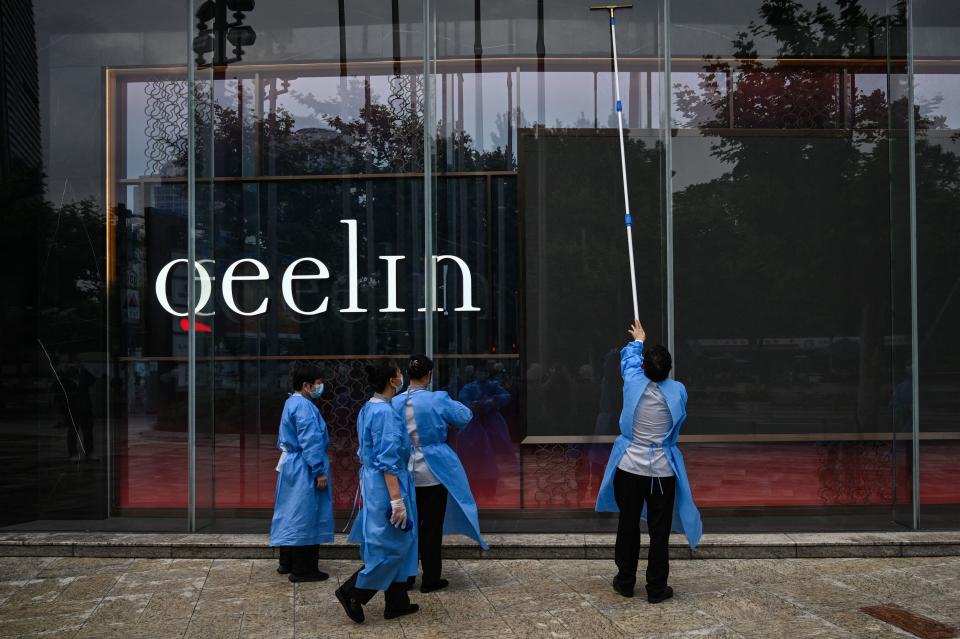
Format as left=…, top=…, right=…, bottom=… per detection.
left=906, top=0, right=920, bottom=530
left=663, top=0, right=675, bottom=366
left=424, top=0, right=436, bottom=366
left=186, top=0, right=197, bottom=533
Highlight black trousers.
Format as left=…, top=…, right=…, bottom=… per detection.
left=613, top=468, right=676, bottom=596
left=416, top=484, right=448, bottom=585
left=278, top=547, right=293, bottom=572
left=281, top=545, right=319, bottom=576
left=341, top=569, right=411, bottom=611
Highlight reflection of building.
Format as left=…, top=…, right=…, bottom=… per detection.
left=0, top=0, right=43, bottom=529
left=150, top=183, right=188, bottom=215
left=0, top=0, right=41, bottom=180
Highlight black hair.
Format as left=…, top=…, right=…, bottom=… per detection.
left=643, top=345, right=673, bottom=383
left=366, top=359, right=401, bottom=393
left=289, top=361, right=323, bottom=392
left=407, top=354, right=434, bottom=380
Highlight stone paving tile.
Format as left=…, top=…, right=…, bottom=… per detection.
left=553, top=603, right=631, bottom=638
left=74, top=619, right=190, bottom=639
left=434, top=587, right=500, bottom=621
left=1, top=596, right=101, bottom=620
left=55, top=573, right=122, bottom=602
left=81, top=593, right=153, bottom=628
left=37, top=558, right=133, bottom=578
left=183, top=612, right=243, bottom=639
left=0, top=612, right=89, bottom=638
left=239, top=612, right=294, bottom=639
left=0, top=557, right=56, bottom=581
left=816, top=609, right=926, bottom=639
left=1, top=556, right=959, bottom=638
left=499, top=610, right=570, bottom=638
left=138, top=588, right=201, bottom=623
left=0, top=577, right=72, bottom=608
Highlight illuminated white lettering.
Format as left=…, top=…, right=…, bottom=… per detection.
left=152, top=219, right=481, bottom=319
left=378, top=256, right=405, bottom=312
left=154, top=259, right=213, bottom=317
left=222, top=258, right=269, bottom=316
left=282, top=257, right=330, bottom=315
left=340, top=219, right=366, bottom=313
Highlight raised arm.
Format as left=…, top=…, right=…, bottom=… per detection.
left=437, top=391, right=473, bottom=430
left=621, top=319, right=647, bottom=382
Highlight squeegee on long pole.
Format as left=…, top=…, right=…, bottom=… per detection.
left=590, top=3, right=639, bottom=322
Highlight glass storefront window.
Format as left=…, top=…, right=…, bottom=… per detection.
left=1, top=0, right=957, bottom=532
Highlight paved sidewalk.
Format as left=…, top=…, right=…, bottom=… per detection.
left=1, top=556, right=958, bottom=638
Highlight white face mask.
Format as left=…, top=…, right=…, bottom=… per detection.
left=391, top=377, right=403, bottom=391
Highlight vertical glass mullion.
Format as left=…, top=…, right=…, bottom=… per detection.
left=424, top=0, right=436, bottom=367
left=186, top=0, right=198, bottom=532
left=906, top=0, right=920, bottom=529
left=661, top=0, right=675, bottom=367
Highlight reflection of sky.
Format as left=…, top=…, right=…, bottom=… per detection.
left=273, top=70, right=668, bottom=151
left=126, top=84, right=150, bottom=179
left=122, top=69, right=960, bottom=178
left=275, top=75, right=392, bottom=130
left=672, top=71, right=727, bottom=127
left=916, top=75, right=960, bottom=128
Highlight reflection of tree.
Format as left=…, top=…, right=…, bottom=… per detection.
left=168, top=76, right=511, bottom=177
left=3, top=167, right=106, bottom=357
left=670, top=0, right=957, bottom=431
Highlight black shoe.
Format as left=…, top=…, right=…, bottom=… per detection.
left=277, top=565, right=291, bottom=575
left=647, top=586, right=674, bottom=604
left=335, top=585, right=365, bottom=624
left=288, top=570, right=329, bottom=583
left=612, top=577, right=634, bottom=598
left=419, top=579, right=449, bottom=593
left=384, top=603, right=420, bottom=620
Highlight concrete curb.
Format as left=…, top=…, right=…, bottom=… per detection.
left=1, top=532, right=958, bottom=560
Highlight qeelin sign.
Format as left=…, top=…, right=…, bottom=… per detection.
left=153, top=220, right=480, bottom=318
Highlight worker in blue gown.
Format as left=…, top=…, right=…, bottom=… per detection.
left=595, top=320, right=702, bottom=604
left=336, top=360, right=420, bottom=624
left=392, top=354, right=488, bottom=593
left=269, top=361, right=334, bottom=582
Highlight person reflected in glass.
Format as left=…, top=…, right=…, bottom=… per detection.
left=58, top=357, right=98, bottom=462
left=457, top=360, right=516, bottom=500
left=589, top=346, right=627, bottom=481
left=269, top=361, right=334, bottom=582
left=392, top=354, right=489, bottom=593
left=337, top=360, right=420, bottom=624
left=595, top=320, right=702, bottom=604
left=893, top=364, right=914, bottom=433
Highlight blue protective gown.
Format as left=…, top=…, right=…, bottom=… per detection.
left=391, top=389, right=489, bottom=550
left=595, top=341, right=703, bottom=549
left=269, top=394, right=335, bottom=546
left=456, top=379, right=517, bottom=487
left=347, top=396, right=419, bottom=590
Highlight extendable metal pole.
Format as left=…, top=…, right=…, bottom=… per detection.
left=591, top=4, right=639, bottom=321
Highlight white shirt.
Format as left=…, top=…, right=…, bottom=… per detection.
left=405, top=389, right=441, bottom=487
left=617, top=381, right=675, bottom=477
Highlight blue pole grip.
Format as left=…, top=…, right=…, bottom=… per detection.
left=616, top=100, right=622, bottom=112
left=625, top=213, right=632, bottom=226
left=610, top=17, right=615, bottom=25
